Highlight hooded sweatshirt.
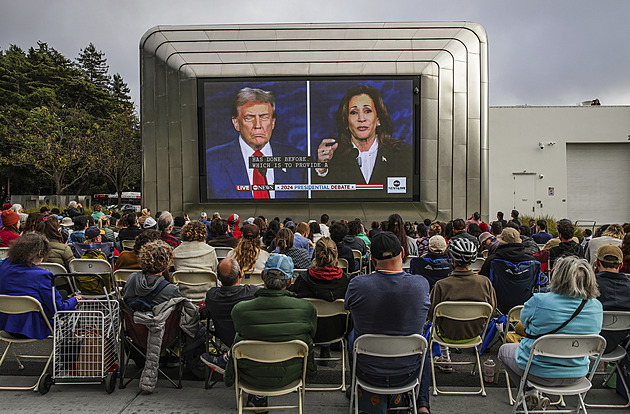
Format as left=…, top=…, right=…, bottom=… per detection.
left=290, top=266, right=349, bottom=302
left=123, top=271, right=181, bottom=308
left=549, top=240, right=584, bottom=270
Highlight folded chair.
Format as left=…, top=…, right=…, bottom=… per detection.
left=350, top=334, right=428, bottom=414
left=429, top=301, right=494, bottom=397
left=512, top=334, right=605, bottom=414
left=0, top=295, right=54, bottom=394
left=585, top=311, right=630, bottom=408
left=172, top=270, right=217, bottom=304
left=233, top=339, right=309, bottom=414
left=304, top=298, right=350, bottom=391
left=118, top=300, right=183, bottom=389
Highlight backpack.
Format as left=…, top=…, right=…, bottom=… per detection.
left=76, top=249, right=112, bottom=294
left=127, top=279, right=170, bottom=312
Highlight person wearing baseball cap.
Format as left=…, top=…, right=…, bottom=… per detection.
left=203, top=253, right=316, bottom=411
left=409, top=235, right=453, bottom=291
left=594, top=244, right=630, bottom=353
left=345, top=231, right=432, bottom=413
left=0, top=210, right=21, bottom=247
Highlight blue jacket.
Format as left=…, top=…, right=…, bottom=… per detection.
left=205, top=140, right=306, bottom=199
left=0, top=259, right=78, bottom=339
left=516, top=292, right=603, bottom=378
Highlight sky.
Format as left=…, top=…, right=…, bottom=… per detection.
left=1, top=0, right=629, bottom=108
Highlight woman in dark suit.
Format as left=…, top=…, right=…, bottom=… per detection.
left=314, top=85, right=412, bottom=197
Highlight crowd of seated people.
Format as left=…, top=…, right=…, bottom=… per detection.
left=2, top=201, right=630, bottom=412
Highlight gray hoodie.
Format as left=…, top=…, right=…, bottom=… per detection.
left=123, top=271, right=181, bottom=308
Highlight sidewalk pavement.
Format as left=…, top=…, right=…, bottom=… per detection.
left=0, top=376, right=626, bottom=413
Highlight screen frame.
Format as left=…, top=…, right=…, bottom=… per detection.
left=197, top=75, right=420, bottom=203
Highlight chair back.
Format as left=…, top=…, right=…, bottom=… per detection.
left=113, top=269, right=137, bottom=285
left=233, top=339, right=309, bottom=364
left=530, top=334, right=605, bottom=360
left=354, top=333, right=427, bottom=358
left=0, top=294, right=53, bottom=332
left=0, top=247, right=9, bottom=260
left=120, top=300, right=182, bottom=350
left=503, top=305, right=524, bottom=344
left=293, top=269, right=308, bottom=280
left=432, top=301, right=494, bottom=342
left=470, top=257, right=485, bottom=271
left=121, top=240, right=135, bottom=251
left=402, top=255, right=418, bottom=271
left=39, top=262, right=73, bottom=289
left=337, top=258, right=349, bottom=271
left=68, top=259, right=114, bottom=295
left=507, top=305, right=524, bottom=324
left=214, top=247, right=233, bottom=260
left=172, top=270, right=217, bottom=303
left=351, top=249, right=363, bottom=274
left=601, top=311, right=630, bottom=332
left=71, top=242, right=115, bottom=260
left=489, top=259, right=541, bottom=314
left=304, top=298, right=349, bottom=344
left=409, top=257, right=453, bottom=290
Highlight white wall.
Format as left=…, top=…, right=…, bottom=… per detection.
left=489, top=105, right=630, bottom=224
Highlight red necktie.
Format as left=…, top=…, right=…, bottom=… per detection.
left=252, top=150, right=269, bottom=199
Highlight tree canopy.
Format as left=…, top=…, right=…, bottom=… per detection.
left=0, top=42, right=140, bottom=203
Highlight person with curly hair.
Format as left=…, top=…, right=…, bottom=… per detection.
left=36, top=216, right=74, bottom=270
left=123, top=240, right=181, bottom=308
left=586, top=223, right=624, bottom=265
left=0, top=232, right=81, bottom=339
left=228, top=224, right=270, bottom=276
left=173, top=221, right=218, bottom=273
left=275, top=227, right=312, bottom=269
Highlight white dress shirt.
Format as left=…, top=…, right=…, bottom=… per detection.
left=353, top=138, right=379, bottom=184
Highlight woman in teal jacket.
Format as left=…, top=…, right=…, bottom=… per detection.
left=498, top=256, right=602, bottom=405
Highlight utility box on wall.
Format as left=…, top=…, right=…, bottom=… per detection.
left=141, top=22, right=489, bottom=221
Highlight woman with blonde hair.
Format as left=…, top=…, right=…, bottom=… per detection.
left=275, top=227, right=311, bottom=269
left=498, top=256, right=602, bottom=409
left=228, top=224, right=270, bottom=275
left=586, top=223, right=624, bottom=265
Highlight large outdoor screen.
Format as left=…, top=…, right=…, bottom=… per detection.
left=199, top=77, right=419, bottom=202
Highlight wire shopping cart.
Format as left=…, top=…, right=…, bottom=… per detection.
left=39, top=274, right=120, bottom=394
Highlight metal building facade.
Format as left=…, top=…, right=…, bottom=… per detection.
left=140, top=22, right=488, bottom=221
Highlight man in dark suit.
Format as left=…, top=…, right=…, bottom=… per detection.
left=206, top=87, right=305, bottom=200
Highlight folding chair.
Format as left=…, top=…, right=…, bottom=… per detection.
left=0, top=295, right=54, bottom=393
left=402, top=255, right=418, bottom=272
left=512, top=334, right=605, bottom=414
left=489, top=259, right=541, bottom=314
left=172, top=270, right=217, bottom=303
left=351, top=250, right=363, bottom=276
left=499, top=305, right=524, bottom=405
left=350, top=334, right=428, bottom=414
left=232, top=339, right=309, bottom=414
left=242, top=272, right=263, bottom=286
left=337, top=258, right=349, bottom=272
left=304, top=298, right=350, bottom=392
left=113, top=269, right=138, bottom=299
left=39, top=262, right=76, bottom=292
left=585, top=311, right=630, bottom=408
left=470, top=257, right=485, bottom=272
left=118, top=300, right=183, bottom=389
left=429, top=301, right=494, bottom=396
left=214, top=247, right=234, bottom=261
left=0, top=247, right=9, bottom=260
left=121, top=240, right=135, bottom=251
left=69, top=258, right=114, bottom=296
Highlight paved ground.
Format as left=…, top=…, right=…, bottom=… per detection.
left=2, top=337, right=628, bottom=413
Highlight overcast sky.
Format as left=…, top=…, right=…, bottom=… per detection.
left=1, top=1, right=628, bottom=108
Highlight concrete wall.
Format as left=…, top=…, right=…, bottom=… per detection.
left=488, top=105, right=630, bottom=224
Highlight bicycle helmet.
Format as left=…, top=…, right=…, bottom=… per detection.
left=448, top=238, right=478, bottom=266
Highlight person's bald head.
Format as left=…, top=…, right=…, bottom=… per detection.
left=218, top=257, right=241, bottom=286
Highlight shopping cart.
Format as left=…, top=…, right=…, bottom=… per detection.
left=39, top=274, right=120, bottom=394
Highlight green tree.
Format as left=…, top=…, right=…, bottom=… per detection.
left=76, top=43, right=109, bottom=86
left=94, top=105, right=141, bottom=208
left=1, top=106, right=97, bottom=196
